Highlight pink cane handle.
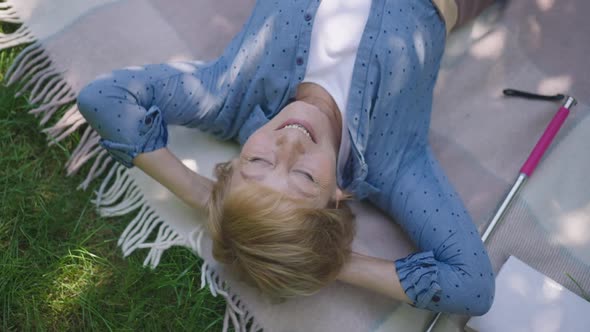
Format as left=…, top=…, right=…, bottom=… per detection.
left=520, top=103, right=572, bottom=176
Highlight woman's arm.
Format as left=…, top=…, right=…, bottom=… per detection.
left=76, top=60, right=225, bottom=168
left=133, top=148, right=213, bottom=211
left=76, top=0, right=263, bottom=168
left=337, top=252, right=411, bottom=303
left=76, top=62, right=223, bottom=212
left=367, top=145, right=495, bottom=315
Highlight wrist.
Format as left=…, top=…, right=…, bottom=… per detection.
left=336, top=252, right=363, bottom=282
left=336, top=252, right=411, bottom=303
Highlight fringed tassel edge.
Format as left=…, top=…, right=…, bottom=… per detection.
left=93, top=164, right=262, bottom=331
left=200, top=262, right=262, bottom=332
left=91, top=164, right=188, bottom=268
left=0, top=0, right=35, bottom=51
left=0, top=24, right=35, bottom=49
left=0, top=0, right=20, bottom=24
left=1, top=8, right=110, bottom=189
left=3, top=3, right=261, bottom=329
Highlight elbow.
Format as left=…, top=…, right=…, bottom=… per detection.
left=76, top=75, right=168, bottom=167
left=438, top=274, right=495, bottom=316
left=469, top=275, right=495, bottom=316
left=77, top=81, right=95, bottom=119
left=436, top=240, right=495, bottom=315
left=77, top=69, right=141, bottom=131
left=76, top=76, right=144, bottom=167
left=455, top=270, right=494, bottom=316
left=77, top=73, right=157, bottom=137
left=438, top=256, right=495, bottom=315
left=76, top=77, right=111, bottom=130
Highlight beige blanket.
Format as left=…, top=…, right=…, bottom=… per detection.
left=3, top=0, right=589, bottom=331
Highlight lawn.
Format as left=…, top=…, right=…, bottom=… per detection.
left=0, top=22, right=227, bottom=331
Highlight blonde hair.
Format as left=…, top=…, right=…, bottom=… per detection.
left=207, top=161, right=355, bottom=299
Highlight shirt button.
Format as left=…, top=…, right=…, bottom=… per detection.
left=296, top=57, right=304, bottom=65
left=304, top=13, right=312, bottom=21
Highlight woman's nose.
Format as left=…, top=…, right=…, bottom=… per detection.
left=276, top=132, right=305, bottom=155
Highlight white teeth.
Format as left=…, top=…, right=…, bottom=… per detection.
left=283, top=124, right=312, bottom=140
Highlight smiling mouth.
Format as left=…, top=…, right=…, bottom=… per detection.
left=276, top=119, right=317, bottom=143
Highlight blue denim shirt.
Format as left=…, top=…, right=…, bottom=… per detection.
left=77, top=0, right=494, bottom=315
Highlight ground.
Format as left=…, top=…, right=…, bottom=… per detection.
left=0, top=22, right=227, bottom=331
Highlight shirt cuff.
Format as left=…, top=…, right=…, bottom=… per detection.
left=395, top=251, right=442, bottom=308
left=99, top=105, right=168, bottom=168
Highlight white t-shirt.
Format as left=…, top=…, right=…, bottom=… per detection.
left=302, top=0, right=372, bottom=177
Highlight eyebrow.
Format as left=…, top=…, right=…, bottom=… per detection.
left=239, top=170, right=318, bottom=200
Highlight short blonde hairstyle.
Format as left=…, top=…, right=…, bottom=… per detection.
left=207, top=161, right=355, bottom=299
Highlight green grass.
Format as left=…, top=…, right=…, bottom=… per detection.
left=566, top=273, right=590, bottom=302
left=0, top=22, right=226, bottom=331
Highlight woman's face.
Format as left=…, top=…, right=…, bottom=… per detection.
left=231, top=100, right=344, bottom=208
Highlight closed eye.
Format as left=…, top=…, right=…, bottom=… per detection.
left=296, top=170, right=315, bottom=183
left=248, top=157, right=272, bottom=165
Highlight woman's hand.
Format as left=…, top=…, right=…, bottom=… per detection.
left=133, top=148, right=214, bottom=211
left=337, top=251, right=412, bottom=304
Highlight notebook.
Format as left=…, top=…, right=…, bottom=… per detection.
left=466, top=256, right=590, bottom=332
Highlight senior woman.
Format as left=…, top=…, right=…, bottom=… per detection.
left=77, top=0, right=496, bottom=315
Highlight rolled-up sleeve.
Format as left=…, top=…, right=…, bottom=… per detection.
left=370, top=145, right=495, bottom=315
left=76, top=60, right=223, bottom=167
